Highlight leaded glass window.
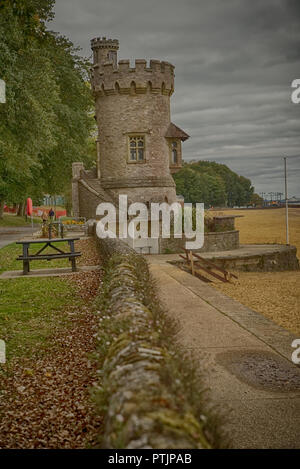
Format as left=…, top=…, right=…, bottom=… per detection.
left=128, top=136, right=145, bottom=162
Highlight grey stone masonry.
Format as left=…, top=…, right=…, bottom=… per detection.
left=89, top=37, right=187, bottom=206
left=72, top=38, right=189, bottom=223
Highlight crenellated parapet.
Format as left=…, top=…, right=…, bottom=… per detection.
left=91, top=59, right=175, bottom=96
left=91, top=37, right=119, bottom=51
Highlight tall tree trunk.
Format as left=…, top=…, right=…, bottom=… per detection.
left=0, top=200, right=4, bottom=219
left=64, top=190, right=72, bottom=217
left=17, top=201, right=25, bottom=217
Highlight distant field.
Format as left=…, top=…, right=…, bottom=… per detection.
left=211, top=207, right=300, bottom=253
left=210, top=207, right=300, bottom=335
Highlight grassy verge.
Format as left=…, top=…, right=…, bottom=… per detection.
left=0, top=243, right=84, bottom=364
left=0, top=214, right=42, bottom=227
left=0, top=276, right=83, bottom=363
left=0, top=238, right=102, bottom=449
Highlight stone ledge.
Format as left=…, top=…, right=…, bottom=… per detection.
left=101, top=177, right=176, bottom=189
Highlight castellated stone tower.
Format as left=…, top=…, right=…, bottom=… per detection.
left=90, top=36, right=189, bottom=206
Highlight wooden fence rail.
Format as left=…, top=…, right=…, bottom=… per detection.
left=180, top=249, right=238, bottom=283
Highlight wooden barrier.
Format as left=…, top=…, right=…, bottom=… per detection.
left=180, top=249, right=238, bottom=283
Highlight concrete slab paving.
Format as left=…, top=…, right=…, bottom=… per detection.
left=148, top=256, right=300, bottom=448
left=0, top=225, right=40, bottom=249
left=222, top=398, right=300, bottom=449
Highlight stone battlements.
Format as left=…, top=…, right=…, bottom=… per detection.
left=91, top=37, right=119, bottom=50
left=91, top=59, right=175, bottom=96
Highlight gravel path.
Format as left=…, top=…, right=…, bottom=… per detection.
left=211, top=271, right=300, bottom=335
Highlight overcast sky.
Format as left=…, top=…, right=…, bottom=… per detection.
left=50, top=0, right=300, bottom=197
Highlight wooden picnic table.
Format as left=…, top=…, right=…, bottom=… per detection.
left=16, top=237, right=81, bottom=275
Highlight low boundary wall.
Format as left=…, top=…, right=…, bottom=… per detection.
left=93, top=236, right=213, bottom=449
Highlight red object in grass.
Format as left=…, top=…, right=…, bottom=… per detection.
left=27, top=198, right=32, bottom=216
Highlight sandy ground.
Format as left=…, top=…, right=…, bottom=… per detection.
left=211, top=207, right=300, bottom=252
left=210, top=208, right=300, bottom=336
left=211, top=271, right=300, bottom=336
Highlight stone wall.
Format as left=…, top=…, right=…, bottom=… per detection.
left=93, top=236, right=212, bottom=449
left=77, top=181, right=101, bottom=220
left=210, top=245, right=299, bottom=272
left=94, top=88, right=177, bottom=205
left=197, top=230, right=239, bottom=252
left=159, top=230, right=240, bottom=254
left=72, top=163, right=118, bottom=220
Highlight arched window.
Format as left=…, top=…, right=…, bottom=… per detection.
left=128, top=136, right=145, bottom=162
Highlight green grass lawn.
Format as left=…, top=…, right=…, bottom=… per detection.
left=0, top=242, right=71, bottom=273
left=0, top=243, right=84, bottom=364
left=0, top=214, right=42, bottom=227
left=0, top=277, right=83, bottom=362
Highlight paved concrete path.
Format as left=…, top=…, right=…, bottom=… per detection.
left=0, top=227, right=86, bottom=249
left=0, top=225, right=40, bottom=249
left=148, top=255, right=300, bottom=449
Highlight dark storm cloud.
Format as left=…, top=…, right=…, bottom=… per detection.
left=50, top=0, right=300, bottom=195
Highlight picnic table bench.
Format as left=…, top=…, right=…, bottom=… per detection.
left=16, top=238, right=81, bottom=275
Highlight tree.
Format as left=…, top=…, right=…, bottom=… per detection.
left=0, top=0, right=95, bottom=217
left=173, top=160, right=254, bottom=208
left=250, top=193, right=264, bottom=207
left=173, top=166, right=227, bottom=207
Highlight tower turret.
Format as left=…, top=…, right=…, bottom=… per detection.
left=90, top=37, right=188, bottom=206
left=91, top=37, right=119, bottom=70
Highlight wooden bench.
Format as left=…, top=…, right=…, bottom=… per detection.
left=16, top=238, right=81, bottom=275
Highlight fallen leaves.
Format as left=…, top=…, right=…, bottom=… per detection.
left=0, top=238, right=103, bottom=448
left=65, top=270, right=102, bottom=302
left=76, top=238, right=101, bottom=266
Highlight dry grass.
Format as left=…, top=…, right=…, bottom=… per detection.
left=210, top=208, right=300, bottom=335
left=212, top=271, right=300, bottom=335
left=211, top=207, right=300, bottom=252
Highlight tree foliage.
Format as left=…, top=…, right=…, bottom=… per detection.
left=0, top=0, right=95, bottom=215
left=173, top=160, right=254, bottom=207
left=250, top=192, right=264, bottom=207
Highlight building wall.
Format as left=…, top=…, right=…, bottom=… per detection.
left=96, top=91, right=175, bottom=193
left=77, top=183, right=102, bottom=220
